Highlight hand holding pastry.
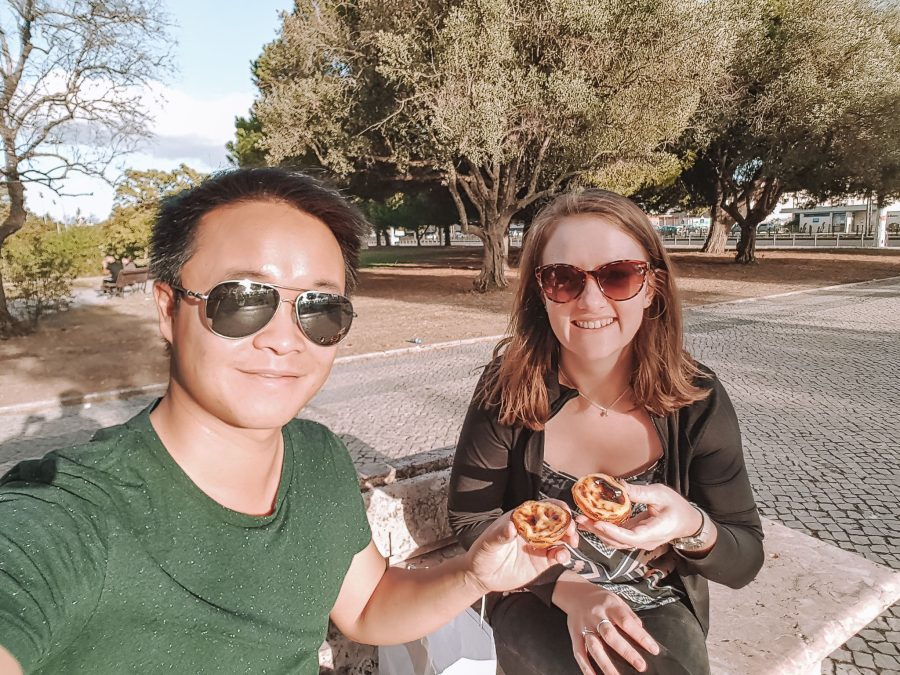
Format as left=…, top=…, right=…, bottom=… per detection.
left=576, top=483, right=715, bottom=554
left=464, top=500, right=578, bottom=594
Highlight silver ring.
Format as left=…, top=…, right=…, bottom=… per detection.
left=581, top=626, right=597, bottom=637
left=596, top=619, right=613, bottom=631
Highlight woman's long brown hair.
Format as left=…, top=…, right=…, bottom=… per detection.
left=480, top=189, right=709, bottom=430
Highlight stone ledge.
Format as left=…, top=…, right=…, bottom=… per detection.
left=362, top=467, right=454, bottom=564
left=706, top=519, right=900, bottom=675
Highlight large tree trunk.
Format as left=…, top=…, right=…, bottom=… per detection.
left=442, top=224, right=451, bottom=246
left=723, top=176, right=782, bottom=265
left=0, top=172, right=28, bottom=338
left=474, top=216, right=511, bottom=292
left=702, top=203, right=732, bottom=253
left=735, top=220, right=761, bottom=263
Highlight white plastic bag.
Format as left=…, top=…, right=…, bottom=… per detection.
left=378, top=606, right=496, bottom=675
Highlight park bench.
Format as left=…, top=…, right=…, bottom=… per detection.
left=102, top=267, right=150, bottom=295
left=316, top=461, right=900, bottom=675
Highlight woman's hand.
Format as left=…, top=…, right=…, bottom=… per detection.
left=464, top=499, right=578, bottom=594
left=577, top=483, right=705, bottom=551
left=553, top=571, right=660, bottom=675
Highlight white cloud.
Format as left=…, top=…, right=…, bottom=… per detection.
left=24, top=83, right=256, bottom=221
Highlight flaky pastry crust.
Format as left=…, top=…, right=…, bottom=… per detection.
left=511, top=500, right=571, bottom=548
left=571, top=473, right=632, bottom=524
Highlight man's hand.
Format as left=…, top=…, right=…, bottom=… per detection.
left=576, top=483, right=704, bottom=551
left=464, top=500, right=578, bottom=594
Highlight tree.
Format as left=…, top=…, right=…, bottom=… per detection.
left=226, top=115, right=267, bottom=168
left=361, top=187, right=457, bottom=246
left=250, top=0, right=733, bottom=291
left=661, top=0, right=900, bottom=263
left=0, top=0, right=173, bottom=337
left=102, top=165, right=205, bottom=260
left=810, top=41, right=900, bottom=246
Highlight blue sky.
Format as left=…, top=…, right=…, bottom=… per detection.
left=170, top=1, right=292, bottom=98
left=27, top=0, right=294, bottom=221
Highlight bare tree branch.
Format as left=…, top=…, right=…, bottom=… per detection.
left=0, top=0, right=174, bottom=331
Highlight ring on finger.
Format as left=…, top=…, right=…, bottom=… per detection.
left=581, top=626, right=597, bottom=637
left=596, top=619, right=613, bottom=631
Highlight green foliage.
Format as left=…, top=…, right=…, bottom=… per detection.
left=257, top=0, right=728, bottom=178
left=360, top=187, right=459, bottom=244
left=227, top=115, right=268, bottom=167
left=362, top=190, right=456, bottom=229
left=581, top=154, right=684, bottom=198
left=651, top=0, right=900, bottom=261
left=101, top=165, right=206, bottom=260
left=59, top=225, right=105, bottom=276
left=1, top=220, right=80, bottom=327
left=250, top=0, right=733, bottom=288
left=102, top=209, right=154, bottom=261
left=113, top=165, right=206, bottom=209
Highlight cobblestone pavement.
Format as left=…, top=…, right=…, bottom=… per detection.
left=1, top=277, right=898, bottom=672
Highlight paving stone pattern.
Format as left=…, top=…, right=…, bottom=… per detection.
left=1, top=277, right=898, bottom=672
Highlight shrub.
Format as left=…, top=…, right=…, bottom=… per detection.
left=1, top=222, right=80, bottom=327
left=59, top=224, right=105, bottom=276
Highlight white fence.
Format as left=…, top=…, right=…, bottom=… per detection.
left=658, top=232, right=900, bottom=249
left=367, top=232, right=900, bottom=250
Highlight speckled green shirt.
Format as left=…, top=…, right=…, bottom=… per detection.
left=0, top=405, right=371, bottom=674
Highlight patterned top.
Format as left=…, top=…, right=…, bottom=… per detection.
left=539, top=460, right=683, bottom=611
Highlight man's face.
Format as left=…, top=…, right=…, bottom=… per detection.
left=154, top=199, right=347, bottom=430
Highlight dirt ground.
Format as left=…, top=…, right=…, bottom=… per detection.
left=2, top=248, right=899, bottom=408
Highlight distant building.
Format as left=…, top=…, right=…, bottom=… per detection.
left=779, top=200, right=900, bottom=234
left=648, top=213, right=710, bottom=234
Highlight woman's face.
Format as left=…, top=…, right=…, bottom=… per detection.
left=539, top=214, right=654, bottom=365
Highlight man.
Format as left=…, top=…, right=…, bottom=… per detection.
left=100, top=255, right=123, bottom=293
left=0, top=168, right=574, bottom=674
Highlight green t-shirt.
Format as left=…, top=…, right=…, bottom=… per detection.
left=0, top=405, right=371, bottom=674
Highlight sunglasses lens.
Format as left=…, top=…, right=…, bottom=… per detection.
left=296, top=292, right=355, bottom=346
left=597, top=262, right=645, bottom=300
left=538, top=265, right=585, bottom=303
left=206, top=281, right=279, bottom=338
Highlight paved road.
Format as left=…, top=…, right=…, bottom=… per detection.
left=1, top=277, right=899, bottom=673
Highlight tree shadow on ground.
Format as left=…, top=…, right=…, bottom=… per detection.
left=0, top=300, right=168, bottom=407
left=355, top=268, right=517, bottom=313
left=0, top=390, right=103, bottom=473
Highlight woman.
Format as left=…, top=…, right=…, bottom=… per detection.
left=447, top=189, right=763, bottom=675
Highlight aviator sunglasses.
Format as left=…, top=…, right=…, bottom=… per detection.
left=173, top=280, right=355, bottom=346
left=535, top=259, right=652, bottom=303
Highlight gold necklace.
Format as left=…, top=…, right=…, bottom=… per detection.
left=560, top=368, right=631, bottom=417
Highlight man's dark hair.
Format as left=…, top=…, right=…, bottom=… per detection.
left=150, top=167, right=369, bottom=294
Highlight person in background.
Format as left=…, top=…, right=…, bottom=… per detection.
left=103, top=254, right=123, bottom=280
left=448, top=189, right=763, bottom=675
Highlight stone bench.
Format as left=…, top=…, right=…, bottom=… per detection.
left=318, top=463, right=900, bottom=675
